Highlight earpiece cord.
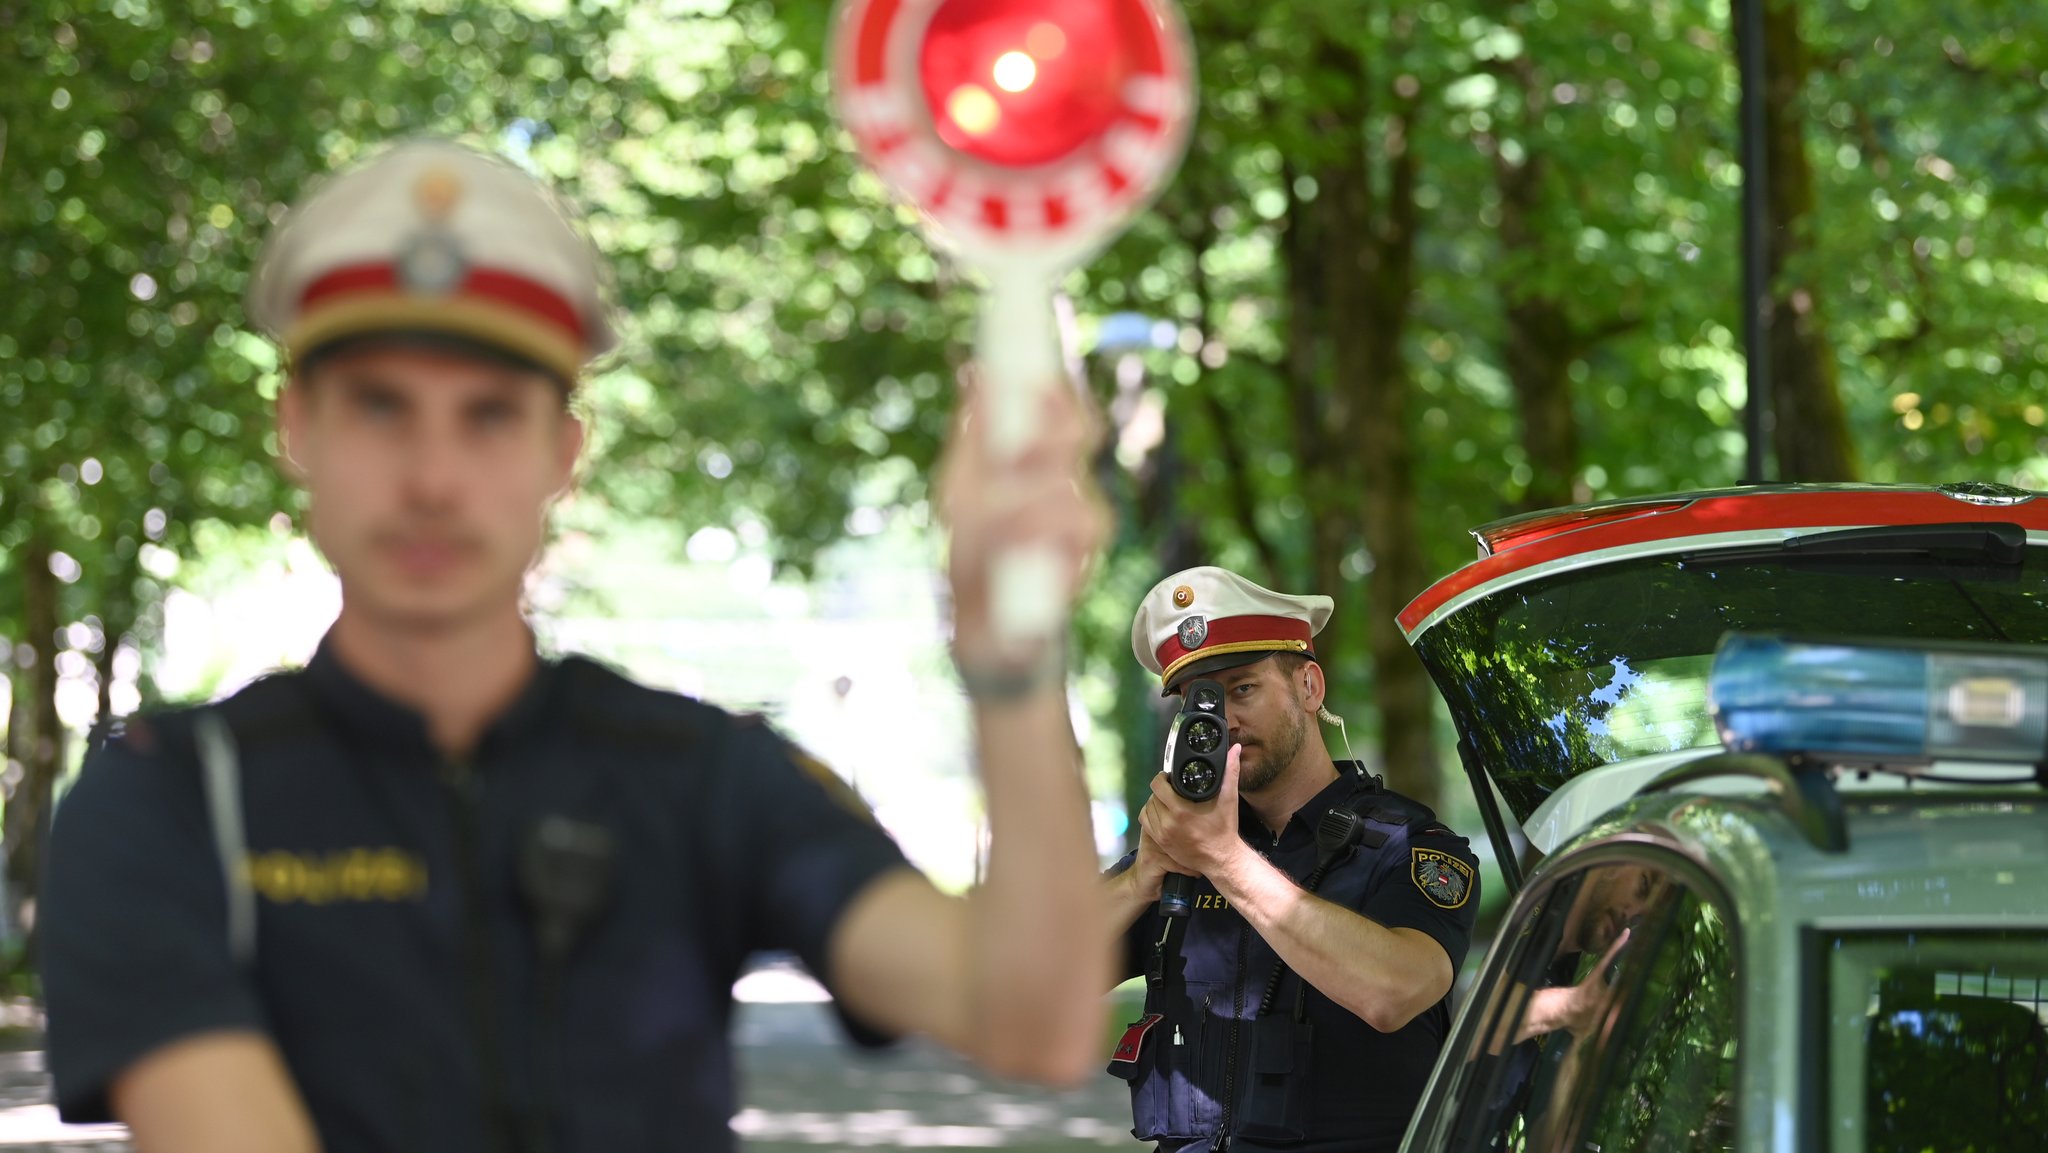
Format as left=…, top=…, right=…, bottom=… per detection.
left=1318, top=706, right=1355, bottom=763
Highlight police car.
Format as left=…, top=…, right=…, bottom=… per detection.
left=1392, top=483, right=2048, bottom=1153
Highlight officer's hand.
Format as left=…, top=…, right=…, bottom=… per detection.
left=1142, top=742, right=1244, bottom=878
left=1559, top=927, right=1631, bottom=1034
left=936, top=374, right=1109, bottom=675
left=1126, top=825, right=1193, bottom=901
left=1514, top=928, right=1632, bottom=1044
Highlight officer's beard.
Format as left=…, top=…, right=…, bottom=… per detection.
left=1240, top=706, right=1309, bottom=794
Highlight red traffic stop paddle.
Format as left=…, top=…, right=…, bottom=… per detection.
left=832, top=0, right=1195, bottom=646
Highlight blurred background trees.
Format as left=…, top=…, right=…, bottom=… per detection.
left=6, top=0, right=2048, bottom=952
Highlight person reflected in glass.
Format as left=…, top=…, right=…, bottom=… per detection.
left=1474, top=863, right=1671, bottom=1152
left=1515, top=864, right=1661, bottom=1043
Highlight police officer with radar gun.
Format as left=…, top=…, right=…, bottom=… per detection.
left=39, top=139, right=1115, bottom=1153
left=1104, top=567, right=1482, bottom=1152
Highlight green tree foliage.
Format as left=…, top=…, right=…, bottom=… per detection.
left=566, top=0, right=967, bottom=570
left=1798, top=0, right=2048, bottom=482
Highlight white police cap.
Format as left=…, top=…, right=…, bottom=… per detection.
left=1130, top=566, right=1334, bottom=692
left=247, top=138, right=615, bottom=384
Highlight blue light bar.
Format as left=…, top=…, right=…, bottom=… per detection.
left=1710, top=633, right=2048, bottom=764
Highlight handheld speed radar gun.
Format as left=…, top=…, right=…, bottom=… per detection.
left=1158, top=677, right=1226, bottom=918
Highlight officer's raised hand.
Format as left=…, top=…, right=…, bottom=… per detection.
left=935, top=374, right=1108, bottom=684
left=825, top=370, right=1114, bottom=1087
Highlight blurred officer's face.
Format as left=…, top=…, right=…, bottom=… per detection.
left=279, top=345, right=583, bottom=631
left=1208, top=657, right=1319, bottom=794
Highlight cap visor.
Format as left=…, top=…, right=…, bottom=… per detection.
left=296, top=330, right=568, bottom=388
left=1162, top=650, right=1316, bottom=695
left=287, top=295, right=583, bottom=384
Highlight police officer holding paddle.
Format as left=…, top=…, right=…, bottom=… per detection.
left=40, top=138, right=1113, bottom=1153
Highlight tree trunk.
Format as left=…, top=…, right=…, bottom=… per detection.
left=1182, top=208, right=1288, bottom=587
left=1279, top=158, right=1343, bottom=590
left=1309, top=43, right=1442, bottom=812
left=1278, top=153, right=1379, bottom=775
left=1758, top=0, right=1858, bottom=481
left=1282, top=152, right=1373, bottom=776
left=1491, top=64, right=1586, bottom=513
left=1504, top=300, right=1583, bottom=511
left=5, top=521, right=62, bottom=948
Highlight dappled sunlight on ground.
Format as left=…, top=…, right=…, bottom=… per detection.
left=734, top=997, right=1139, bottom=1152
left=731, top=1107, right=1133, bottom=1149
left=0, top=976, right=1139, bottom=1151
left=733, top=965, right=1138, bottom=1150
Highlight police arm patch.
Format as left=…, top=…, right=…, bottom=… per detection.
left=1412, top=847, right=1474, bottom=909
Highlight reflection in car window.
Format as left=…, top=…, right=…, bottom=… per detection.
left=1434, top=859, right=1737, bottom=1153
left=1826, top=932, right=2048, bottom=1153
left=1413, top=550, right=2048, bottom=823
left=1575, top=888, right=1738, bottom=1151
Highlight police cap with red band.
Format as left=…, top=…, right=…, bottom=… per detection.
left=247, top=138, right=615, bottom=385
left=1130, top=566, right=1334, bottom=693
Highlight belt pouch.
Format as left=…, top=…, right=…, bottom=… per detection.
left=1233, top=1013, right=1314, bottom=1144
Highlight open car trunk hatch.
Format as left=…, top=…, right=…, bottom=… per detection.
left=1402, top=486, right=2048, bottom=879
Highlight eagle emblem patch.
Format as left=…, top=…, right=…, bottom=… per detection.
left=1412, top=848, right=1474, bottom=909
left=1177, top=615, right=1208, bottom=650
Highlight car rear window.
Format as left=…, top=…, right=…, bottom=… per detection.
left=1823, top=930, right=2048, bottom=1153
left=1412, top=547, right=2048, bottom=823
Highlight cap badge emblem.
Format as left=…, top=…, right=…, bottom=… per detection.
left=399, top=166, right=469, bottom=295
left=1172, top=585, right=1195, bottom=609
left=1177, top=615, right=1208, bottom=651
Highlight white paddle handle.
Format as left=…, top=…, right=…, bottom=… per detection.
left=978, top=272, right=1062, bottom=456
left=976, top=270, right=1066, bottom=648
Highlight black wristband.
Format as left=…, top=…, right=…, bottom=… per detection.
left=954, top=645, right=1067, bottom=702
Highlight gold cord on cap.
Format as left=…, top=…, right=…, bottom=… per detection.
left=1158, top=639, right=1310, bottom=689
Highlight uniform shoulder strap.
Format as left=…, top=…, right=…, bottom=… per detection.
left=192, top=710, right=256, bottom=970
left=1333, top=770, right=1408, bottom=849
left=184, top=671, right=324, bottom=972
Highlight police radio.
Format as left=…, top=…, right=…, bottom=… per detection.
left=1158, top=678, right=1228, bottom=918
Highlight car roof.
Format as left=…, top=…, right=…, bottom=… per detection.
left=1553, top=786, right=2048, bottom=926
left=1521, top=752, right=2038, bottom=855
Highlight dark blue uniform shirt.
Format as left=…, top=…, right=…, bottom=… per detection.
left=1109, top=764, right=1480, bottom=1153
left=41, top=639, right=909, bottom=1152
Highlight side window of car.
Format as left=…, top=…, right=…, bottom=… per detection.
left=1571, top=885, right=1739, bottom=1151
left=1432, top=856, right=1739, bottom=1153
left=1825, top=930, right=2048, bottom=1153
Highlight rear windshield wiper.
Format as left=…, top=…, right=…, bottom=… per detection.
left=1678, top=522, right=2027, bottom=568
